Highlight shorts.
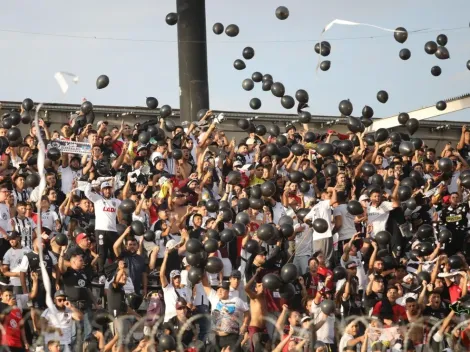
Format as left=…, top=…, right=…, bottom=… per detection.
left=32, top=289, right=47, bottom=309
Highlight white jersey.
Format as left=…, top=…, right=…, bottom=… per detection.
left=41, top=210, right=59, bottom=231
left=333, top=204, right=357, bottom=241
left=0, top=203, right=12, bottom=233
left=41, top=307, right=74, bottom=345
left=305, top=199, right=333, bottom=240
left=3, top=247, right=31, bottom=286
left=367, top=201, right=394, bottom=237
left=84, top=183, right=121, bottom=232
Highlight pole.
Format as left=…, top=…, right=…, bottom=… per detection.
left=176, top=0, right=209, bottom=123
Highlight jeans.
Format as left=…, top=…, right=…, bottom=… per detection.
left=313, top=237, right=334, bottom=268
left=95, top=230, right=118, bottom=275
left=72, top=308, right=93, bottom=348
left=195, top=304, right=211, bottom=343
left=293, top=255, right=310, bottom=276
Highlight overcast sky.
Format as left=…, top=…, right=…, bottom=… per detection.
left=0, top=0, right=470, bottom=121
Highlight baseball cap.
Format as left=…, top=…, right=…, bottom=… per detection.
left=76, top=233, right=88, bottom=243
left=230, top=270, right=242, bottom=279
left=217, top=281, right=230, bottom=290
left=345, top=260, right=358, bottom=269
left=301, top=315, right=312, bottom=323
left=7, top=231, right=20, bottom=239
left=233, top=160, right=243, bottom=167
left=165, top=239, right=178, bottom=250
left=170, top=270, right=181, bottom=280
left=137, top=144, right=149, bottom=152
left=359, top=194, right=370, bottom=202
left=175, top=298, right=188, bottom=309
left=54, top=290, right=66, bottom=298
left=101, top=181, right=112, bottom=189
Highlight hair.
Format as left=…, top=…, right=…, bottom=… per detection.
left=16, top=201, right=27, bottom=208
left=41, top=195, right=50, bottom=202
left=405, top=297, right=416, bottom=304
left=427, top=148, right=436, bottom=154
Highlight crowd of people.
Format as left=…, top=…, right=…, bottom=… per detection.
left=2, top=103, right=470, bottom=352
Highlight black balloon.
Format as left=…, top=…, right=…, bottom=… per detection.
left=95, top=74, right=110, bottom=89
left=235, top=212, right=250, bottom=226
left=119, top=199, right=136, bottom=214
left=252, top=72, right=263, bottom=82
left=417, top=224, right=434, bottom=240
left=81, top=101, right=93, bottom=114
left=249, top=198, right=264, bottom=210
left=262, top=74, right=273, bottom=82
left=146, top=97, right=158, bottom=109
left=320, top=43, right=331, bottom=57
left=271, top=82, right=285, bottom=97
left=258, top=224, right=274, bottom=241
left=165, top=12, right=178, bottom=25
left=438, top=158, right=453, bottom=172
left=399, top=48, right=411, bottom=60
left=424, top=41, right=438, bottom=55
left=360, top=117, right=373, bottom=128
left=347, top=116, right=364, bottom=133
left=406, top=118, right=419, bottom=135
left=435, top=46, right=450, bottom=60
left=333, top=266, right=348, bottom=281
left=160, top=105, right=172, bottom=118
left=313, top=219, right=328, bottom=233
left=436, top=100, right=447, bottom=111
left=394, top=27, right=408, bottom=43
left=374, top=128, right=389, bottom=142
left=405, top=197, right=417, bottom=210
left=338, top=100, right=353, bottom=116
left=262, top=80, right=273, bottom=91
left=266, top=143, right=280, bottom=156
left=279, top=283, right=295, bottom=300
left=232, top=223, right=246, bottom=237
left=22, top=98, right=34, bottom=111
left=320, top=61, right=331, bottom=71
left=288, top=170, right=304, bottom=184
left=347, top=200, right=363, bottom=216
left=298, top=111, right=311, bottom=124
left=262, top=273, right=283, bottom=290
left=242, top=78, right=254, bottom=91
left=324, top=163, right=338, bottom=178
left=410, top=137, right=423, bottom=150
left=317, top=143, right=334, bottom=157
left=225, top=24, right=239, bottom=37
left=275, top=6, right=289, bottom=20
left=220, top=229, right=235, bottom=243
left=234, top=59, right=246, bottom=70
left=291, top=143, right=304, bottom=156
left=188, top=267, right=204, bottom=285
left=237, top=119, right=250, bottom=130
left=46, top=147, right=61, bottom=162
left=431, top=66, right=442, bottom=77
left=227, top=171, right=242, bottom=185
left=260, top=181, right=276, bottom=197
left=255, top=125, right=266, bottom=136
left=243, top=47, right=255, bottom=60
left=25, top=173, right=40, bottom=188
left=131, top=221, right=145, bottom=236
left=362, top=105, right=374, bottom=119
left=399, top=141, right=415, bottom=157
left=143, top=230, right=155, bottom=242
left=320, top=299, right=335, bottom=315
left=213, top=22, right=224, bottom=35
left=377, top=90, right=389, bottom=104
left=375, top=231, right=391, bottom=245
left=160, top=335, right=176, bottom=351
left=398, top=185, right=412, bottom=201
left=361, top=163, right=376, bottom=177
left=138, top=132, right=151, bottom=144
left=280, top=263, right=298, bottom=283
left=206, top=257, right=224, bottom=274
left=397, top=112, right=409, bottom=125
left=281, top=95, right=295, bottom=109
left=295, top=89, right=309, bottom=104
left=9, top=112, right=20, bottom=126
left=436, top=34, right=448, bottom=46
left=438, top=229, right=452, bottom=244
left=390, top=132, right=402, bottom=143
left=250, top=98, right=262, bottom=110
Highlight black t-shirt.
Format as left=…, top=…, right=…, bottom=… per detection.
left=423, top=304, right=450, bottom=320
left=168, top=315, right=195, bottom=347
left=70, top=207, right=92, bottom=228
left=459, top=144, right=470, bottom=160
left=121, top=251, right=146, bottom=291
left=107, top=284, right=127, bottom=317
left=188, top=226, right=203, bottom=240
left=62, top=268, right=91, bottom=304
left=64, top=245, right=94, bottom=280
left=365, top=292, right=382, bottom=312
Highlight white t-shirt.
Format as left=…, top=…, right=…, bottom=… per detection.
left=333, top=204, right=357, bottom=241
left=105, top=276, right=135, bottom=294
left=58, top=166, right=83, bottom=195
left=41, top=210, right=59, bottom=231
left=41, top=307, right=74, bottom=345
left=207, top=289, right=249, bottom=334
left=310, top=302, right=335, bottom=343
left=162, top=284, right=192, bottom=322
left=367, top=201, right=394, bottom=237
left=294, top=226, right=313, bottom=257
left=84, top=184, right=121, bottom=232
left=338, top=333, right=355, bottom=352
left=0, top=203, right=12, bottom=233
left=271, top=202, right=287, bottom=224
left=3, top=247, right=31, bottom=286
left=340, top=252, right=367, bottom=291
left=305, top=200, right=332, bottom=240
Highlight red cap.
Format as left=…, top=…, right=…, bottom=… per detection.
left=76, top=233, right=87, bottom=243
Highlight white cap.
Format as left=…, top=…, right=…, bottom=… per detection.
left=101, top=181, right=112, bottom=189
left=359, top=194, right=369, bottom=202
left=166, top=239, right=178, bottom=250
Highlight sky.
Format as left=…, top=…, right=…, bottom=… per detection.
left=0, top=0, right=470, bottom=121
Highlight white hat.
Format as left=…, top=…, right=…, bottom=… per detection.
left=101, top=181, right=112, bottom=189
left=170, top=270, right=181, bottom=279
left=359, top=194, right=369, bottom=202
left=165, top=239, right=178, bottom=250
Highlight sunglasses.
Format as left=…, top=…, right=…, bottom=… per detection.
left=177, top=306, right=187, bottom=310
left=56, top=298, right=66, bottom=302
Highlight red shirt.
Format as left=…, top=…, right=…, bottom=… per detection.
left=317, top=266, right=334, bottom=291
left=306, top=273, right=320, bottom=296
left=449, top=284, right=462, bottom=303
left=2, top=307, right=23, bottom=347
left=372, top=301, right=407, bottom=325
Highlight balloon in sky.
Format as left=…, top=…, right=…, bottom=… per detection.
left=96, top=75, right=109, bottom=89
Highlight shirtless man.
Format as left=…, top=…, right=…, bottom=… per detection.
left=245, top=268, right=270, bottom=352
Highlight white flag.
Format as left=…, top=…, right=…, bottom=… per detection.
left=54, top=71, right=79, bottom=93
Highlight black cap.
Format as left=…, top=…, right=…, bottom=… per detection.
left=230, top=270, right=242, bottom=279
left=7, top=231, right=20, bottom=240
left=217, top=281, right=230, bottom=290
